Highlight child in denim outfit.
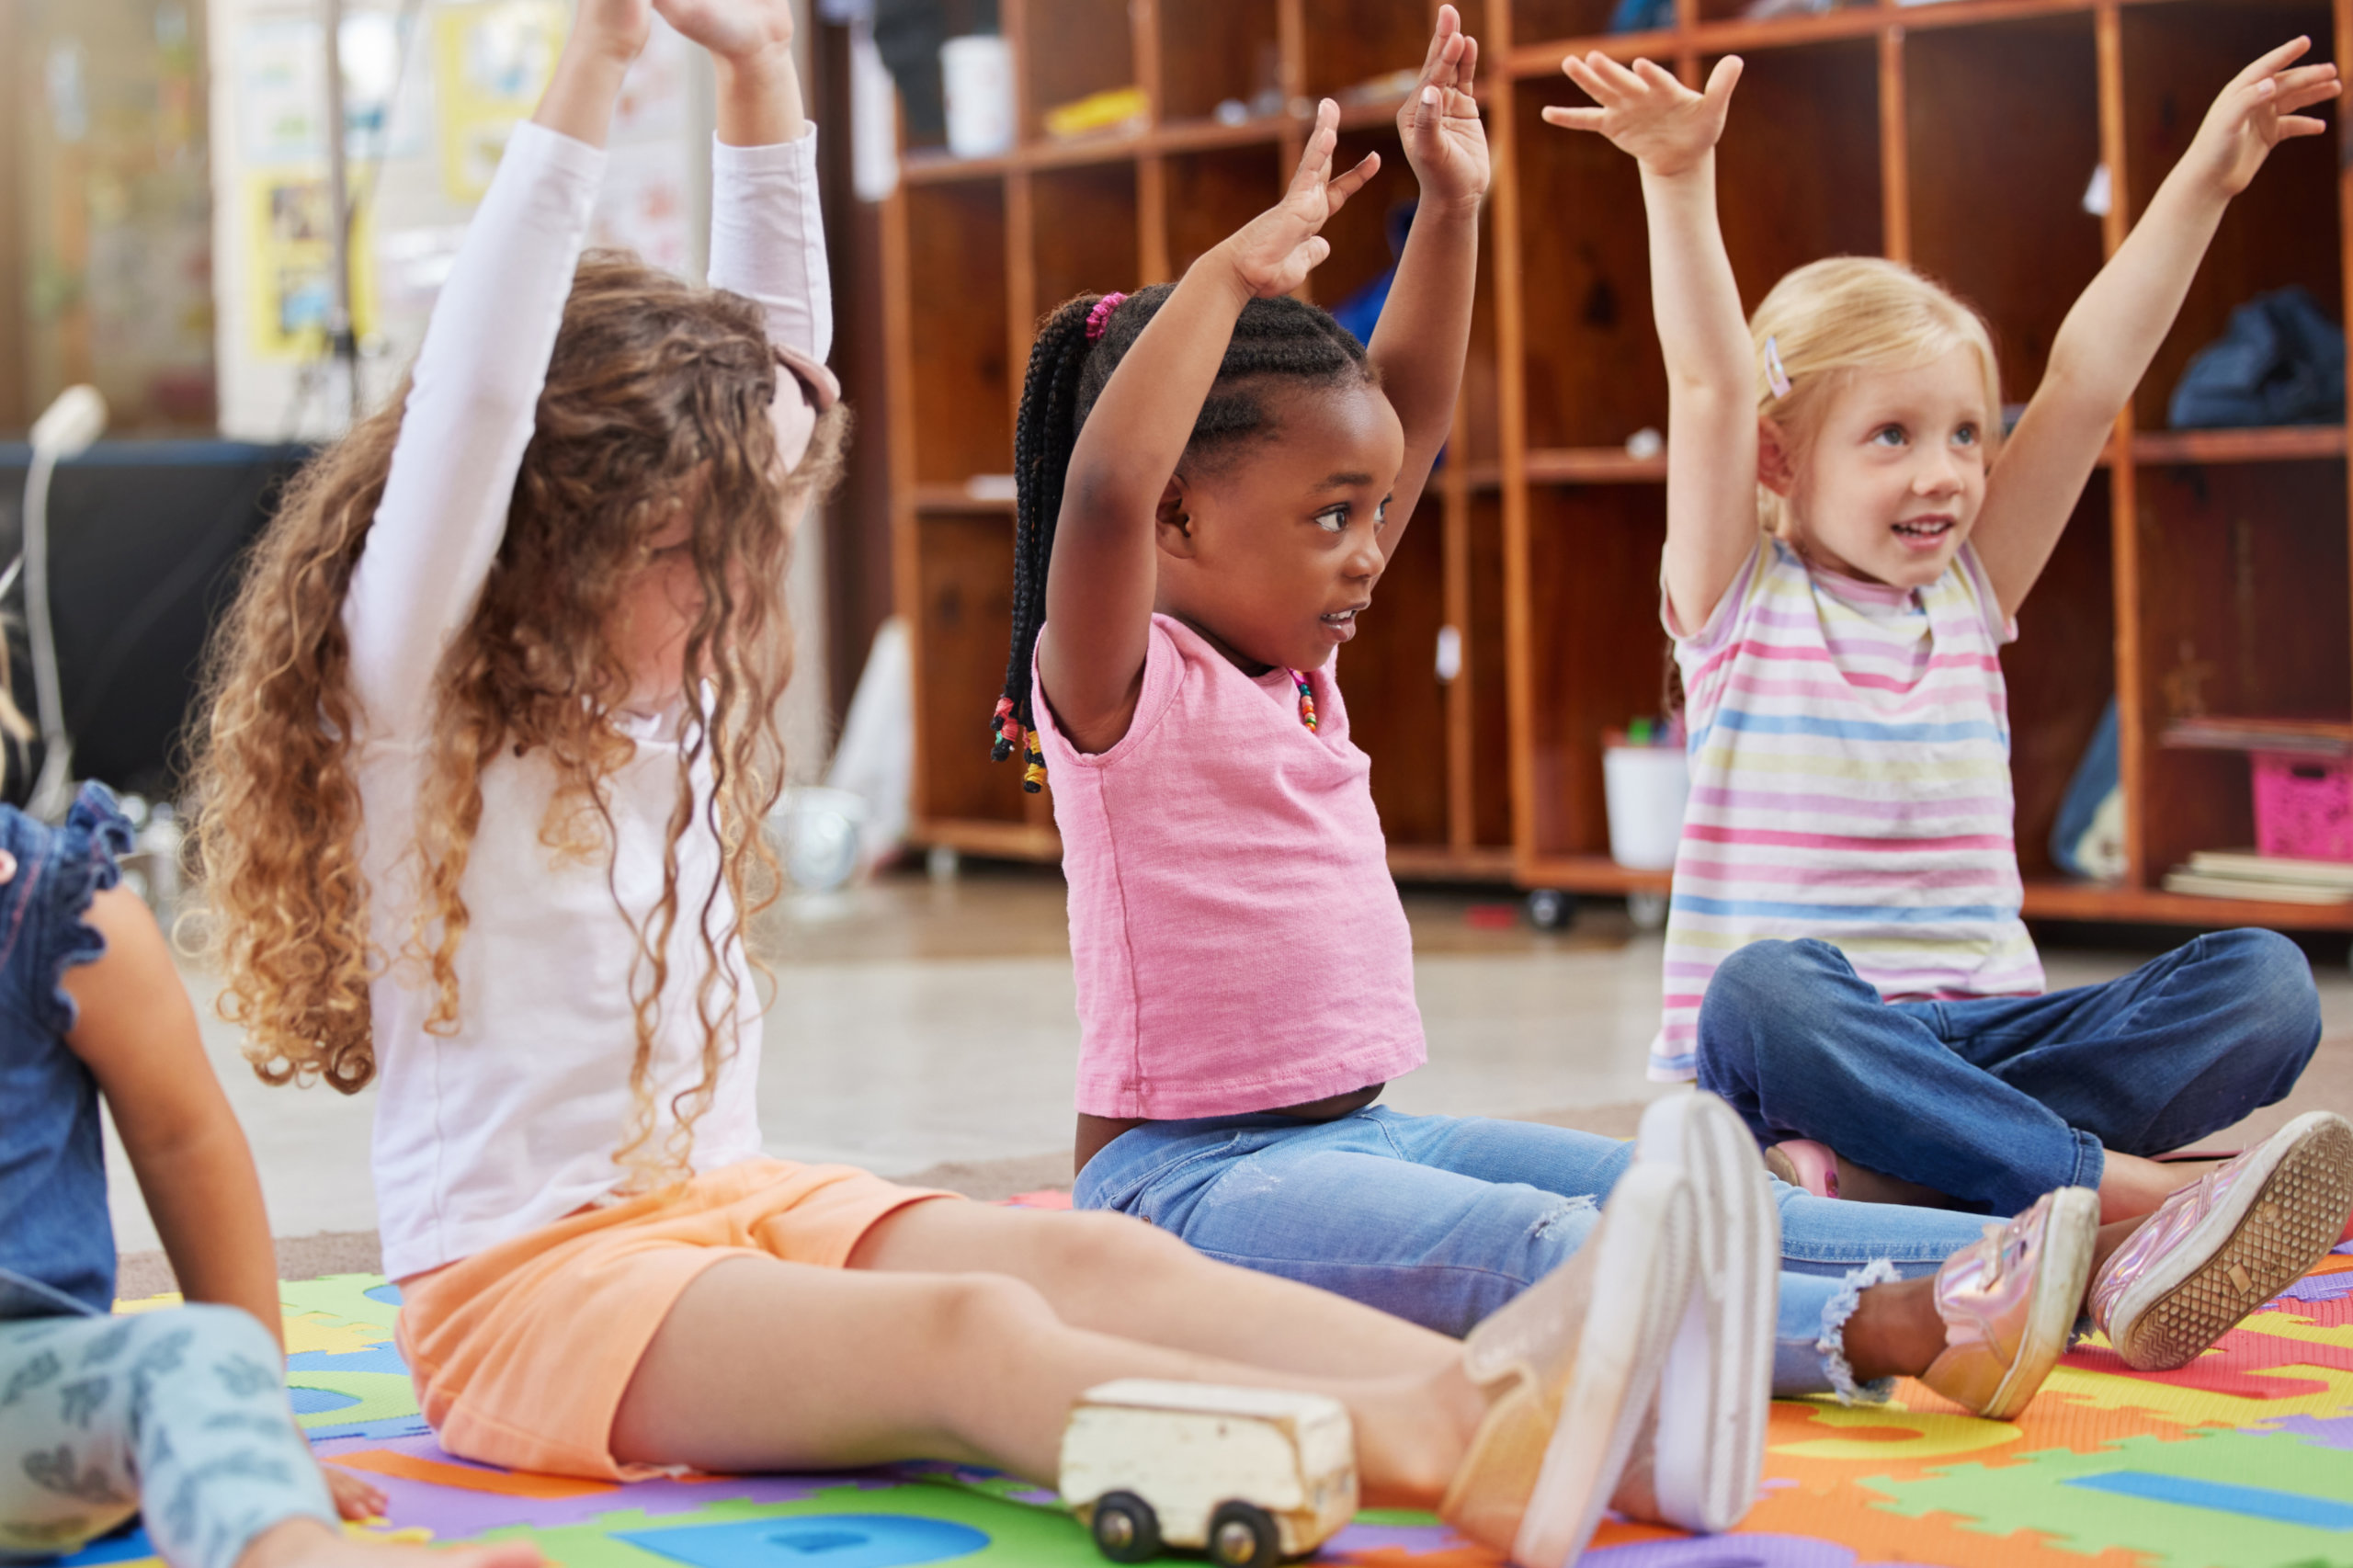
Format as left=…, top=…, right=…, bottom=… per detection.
left=0, top=773, right=535, bottom=1568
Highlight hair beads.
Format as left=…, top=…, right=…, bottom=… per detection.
left=1291, top=669, right=1317, bottom=732
left=989, top=285, right=1373, bottom=790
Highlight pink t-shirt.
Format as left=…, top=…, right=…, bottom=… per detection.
left=1033, top=613, right=1426, bottom=1119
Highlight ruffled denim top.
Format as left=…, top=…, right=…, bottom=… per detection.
left=0, top=784, right=135, bottom=1320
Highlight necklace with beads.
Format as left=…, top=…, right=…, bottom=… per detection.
left=1288, top=668, right=1318, bottom=732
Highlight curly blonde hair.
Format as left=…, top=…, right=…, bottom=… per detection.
left=193, top=251, right=847, bottom=1177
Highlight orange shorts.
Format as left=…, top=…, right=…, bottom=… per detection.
left=393, top=1158, right=955, bottom=1478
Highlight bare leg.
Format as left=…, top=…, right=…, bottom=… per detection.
left=609, top=1256, right=1478, bottom=1507
left=238, top=1518, right=542, bottom=1568
left=2097, top=1151, right=2222, bottom=1222
left=848, top=1201, right=1462, bottom=1381
left=1837, top=1214, right=2150, bottom=1381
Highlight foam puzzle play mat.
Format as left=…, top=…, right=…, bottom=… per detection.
left=70, top=1238, right=2353, bottom=1568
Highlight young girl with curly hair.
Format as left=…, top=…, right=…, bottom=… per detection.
left=192, top=0, right=1649, bottom=1553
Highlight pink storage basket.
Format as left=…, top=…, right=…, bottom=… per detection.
left=2254, top=751, right=2353, bottom=861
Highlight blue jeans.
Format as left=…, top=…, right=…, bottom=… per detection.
left=1074, top=1106, right=1990, bottom=1400
left=1697, top=932, right=2324, bottom=1216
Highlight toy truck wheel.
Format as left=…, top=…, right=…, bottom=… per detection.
left=1088, top=1493, right=1161, bottom=1563
left=1207, top=1502, right=1279, bottom=1568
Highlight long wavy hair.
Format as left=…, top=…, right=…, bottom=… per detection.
left=193, top=251, right=847, bottom=1180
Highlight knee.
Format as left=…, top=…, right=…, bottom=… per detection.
left=1702, top=941, right=1847, bottom=1058
left=1041, top=1211, right=1197, bottom=1300
left=921, top=1273, right=1059, bottom=1356
left=2205, top=928, right=2323, bottom=1060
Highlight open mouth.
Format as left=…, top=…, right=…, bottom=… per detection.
left=1893, top=516, right=1956, bottom=548
left=1320, top=605, right=1368, bottom=640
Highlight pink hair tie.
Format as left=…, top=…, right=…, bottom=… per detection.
left=1086, top=292, right=1128, bottom=342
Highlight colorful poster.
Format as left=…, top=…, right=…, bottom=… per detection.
left=430, top=0, right=567, bottom=201
left=245, top=172, right=377, bottom=359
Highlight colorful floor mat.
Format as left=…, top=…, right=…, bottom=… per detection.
left=74, top=1241, right=2353, bottom=1568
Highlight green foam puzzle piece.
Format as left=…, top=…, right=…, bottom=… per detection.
left=279, top=1275, right=400, bottom=1336
left=1865, top=1428, right=2353, bottom=1568
left=473, top=1483, right=1100, bottom=1568
left=286, top=1370, right=422, bottom=1430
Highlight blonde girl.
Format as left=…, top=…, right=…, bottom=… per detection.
left=1547, top=38, right=2353, bottom=1362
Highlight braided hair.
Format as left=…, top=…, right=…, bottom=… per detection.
left=993, top=283, right=1374, bottom=790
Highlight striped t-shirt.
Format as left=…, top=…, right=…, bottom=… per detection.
left=1649, top=538, right=2044, bottom=1082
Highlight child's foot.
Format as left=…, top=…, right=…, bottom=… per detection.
left=1920, top=1187, right=2099, bottom=1419
left=1442, top=1165, right=1696, bottom=1567
left=239, top=1517, right=545, bottom=1568
left=1763, top=1139, right=1838, bottom=1199
left=1622, top=1092, right=1776, bottom=1534
left=2090, top=1110, right=2353, bottom=1371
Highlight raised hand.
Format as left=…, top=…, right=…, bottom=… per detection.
left=1222, top=99, right=1381, bottom=299
left=1541, top=51, right=1742, bottom=178
left=1400, top=5, right=1489, bottom=214
left=654, top=0, right=792, bottom=65
left=2185, top=38, right=2340, bottom=197
left=571, top=0, right=654, bottom=62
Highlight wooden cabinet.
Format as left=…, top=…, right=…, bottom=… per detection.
left=882, top=0, right=2353, bottom=928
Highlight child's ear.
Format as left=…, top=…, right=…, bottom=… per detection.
left=1756, top=419, right=1798, bottom=497
left=1154, top=476, right=1199, bottom=559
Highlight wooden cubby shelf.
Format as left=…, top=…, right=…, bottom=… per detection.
left=883, top=0, right=2353, bottom=929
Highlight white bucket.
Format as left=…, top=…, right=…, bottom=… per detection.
left=941, top=35, right=1015, bottom=158
left=1603, top=745, right=1690, bottom=870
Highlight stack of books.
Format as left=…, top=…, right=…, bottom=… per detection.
left=2164, top=850, right=2353, bottom=905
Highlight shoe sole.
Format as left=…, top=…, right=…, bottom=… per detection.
left=1638, top=1094, right=1779, bottom=1533
left=1513, top=1164, right=1696, bottom=1568
left=1976, top=1186, right=2098, bottom=1420
left=2109, top=1111, right=2353, bottom=1373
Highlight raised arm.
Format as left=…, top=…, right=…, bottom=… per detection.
left=1366, top=6, right=1489, bottom=549
left=660, top=0, right=827, bottom=359
left=1039, top=102, right=1377, bottom=752
left=1546, top=54, right=1751, bottom=635
left=1974, top=38, right=2339, bottom=619
left=339, top=0, right=647, bottom=733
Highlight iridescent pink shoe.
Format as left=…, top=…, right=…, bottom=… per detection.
left=1920, top=1187, right=2098, bottom=1420
left=1762, top=1140, right=1839, bottom=1199
left=2091, top=1110, right=2353, bottom=1371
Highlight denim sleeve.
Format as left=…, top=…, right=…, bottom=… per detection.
left=28, top=783, right=134, bottom=1039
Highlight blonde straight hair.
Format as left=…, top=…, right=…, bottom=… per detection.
left=1748, top=256, right=2005, bottom=540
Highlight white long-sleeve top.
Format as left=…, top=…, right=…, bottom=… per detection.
left=346, top=121, right=832, bottom=1281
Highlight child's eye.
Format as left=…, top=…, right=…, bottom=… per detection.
left=1313, top=506, right=1350, bottom=533
left=1954, top=424, right=1981, bottom=448
left=1870, top=426, right=1907, bottom=448
left=1374, top=496, right=1393, bottom=529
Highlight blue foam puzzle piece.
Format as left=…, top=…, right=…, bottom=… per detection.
left=55, top=1525, right=154, bottom=1566
left=304, top=1414, right=434, bottom=1442
left=288, top=1345, right=412, bottom=1376
left=288, top=1386, right=362, bottom=1415
left=620, top=1514, right=990, bottom=1568
left=2065, top=1471, right=2353, bottom=1530
left=365, top=1283, right=404, bottom=1307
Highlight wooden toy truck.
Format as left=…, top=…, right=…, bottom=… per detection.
left=1060, top=1381, right=1358, bottom=1568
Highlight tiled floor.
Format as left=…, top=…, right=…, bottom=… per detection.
left=108, top=863, right=2353, bottom=1256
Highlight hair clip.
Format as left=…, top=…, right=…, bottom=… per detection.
left=1086, top=292, right=1129, bottom=342
left=1763, top=335, right=1793, bottom=400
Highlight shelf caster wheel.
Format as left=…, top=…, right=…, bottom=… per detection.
left=926, top=844, right=961, bottom=881
left=1627, top=889, right=1668, bottom=930
left=1089, top=1493, right=1161, bottom=1564
left=1526, top=889, right=1577, bottom=930
left=1208, top=1503, right=1280, bottom=1568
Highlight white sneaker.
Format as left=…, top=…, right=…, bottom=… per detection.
left=1630, top=1091, right=1779, bottom=1533
left=1441, top=1164, right=1698, bottom=1568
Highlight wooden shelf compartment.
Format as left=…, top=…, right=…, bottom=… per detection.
left=2133, top=455, right=2351, bottom=881
left=904, top=180, right=1012, bottom=486
left=1349, top=494, right=1458, bottom=851
left=1904, top=11, right=2103, bottom=406
left=2004, top=473, right=2117, bottom=882
left=1156, top=1, right=1283, bottom=125
left=1029, top=162, right=1140, bottom=324
left=1300, top=0, right=1444, bottom=104
left=2120, top=0, right=2341, bottom=437
left=2131, top=426, right=2348, bottom=465
left=1706, top=35, right=1881, bottom=310
left=1021, top=0, right=1138, bottom=143
left=1516, top=482, right=1676, bottom=868
left=911, top=512, right=1038, bottom=833
left=1515, top=854, right=1674, bottom=896
left=2021, top=878, right=2353, bottom=930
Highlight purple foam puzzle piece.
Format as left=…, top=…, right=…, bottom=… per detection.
left=1582, top=1535, right=1890, bottom=1568
left=2264, top=1415, right=2353, bottom=1452
left=311, top=1436, right=915, bottom=1538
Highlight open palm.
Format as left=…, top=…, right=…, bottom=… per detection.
left=1226, top=99, right=1381, bottom=298
left=1542, top=51, right=1741, bottom=178
left=1400, top=5, right=1489, bottom=211
left=2191, top=37, right=2340, bottom=197
left=654, top=0, right=791, bottom=62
